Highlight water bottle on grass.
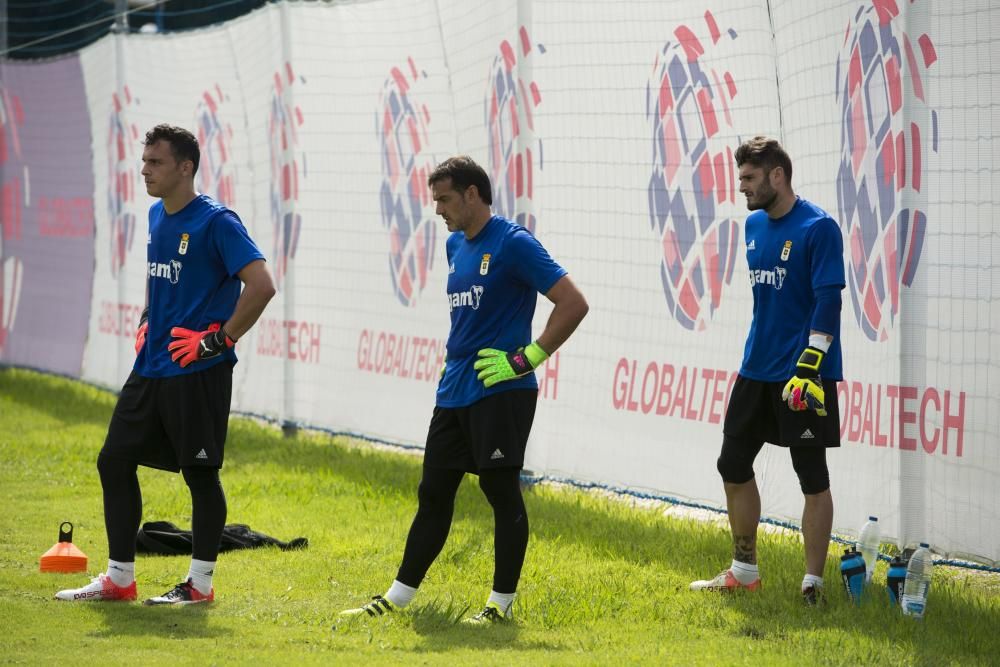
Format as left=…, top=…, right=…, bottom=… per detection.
left=901, top=543, right=933, bottom=618
left=858, top=516, right=880, bottom=582
left=887, top=555, right=907, bottom=606
left=840, top=548, right=865, bottom=604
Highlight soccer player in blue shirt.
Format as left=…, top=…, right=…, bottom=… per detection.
left=56, top=125, right=275, bottom=605
left=690, top=137, right=845, bottom=604
left=341, top=156, right=588, bottom=623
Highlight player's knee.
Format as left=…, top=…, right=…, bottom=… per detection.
left=717, top=437, right=755, bottom=485
left=416, top=478, right=453, bottom=513
left=791, top=450, right=830, bottom=494
left=477, top=468, right=520, bottom=503
left=478, top=469, right=525, bottom=520
left=181, top=466, right=222, bottom=494
left=97, top=453, right=133, bottom=480
left=795, top=469, right=830, bottom=495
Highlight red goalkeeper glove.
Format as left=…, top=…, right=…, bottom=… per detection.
left=134, top=307, right=149, bottom=356
left=168, top=323, right=235, bottom=368
left=781, top=346, right=827, bottom=416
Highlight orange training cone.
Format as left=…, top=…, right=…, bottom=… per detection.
left=40, top=522, right=88, bottom=573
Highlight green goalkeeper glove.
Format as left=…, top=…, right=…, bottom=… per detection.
left=474, top=342, right=549, bottom=388
left=781, top=346, right=827, bottom=416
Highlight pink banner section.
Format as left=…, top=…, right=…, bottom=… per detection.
left=0, top=55, right=95, bottom=375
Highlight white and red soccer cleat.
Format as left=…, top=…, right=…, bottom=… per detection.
left=689, top=569, right=761, bottom=592
left=54, top=573, right=137, bottom=602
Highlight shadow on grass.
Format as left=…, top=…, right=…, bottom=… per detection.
left=332, top=597, right=563, bottom=653
left=85, top=600, right=231, bottom=640
left=0, top=368, right=114, bottom=429
left=227, top=421, right=730, bottom=582
left=228, top=422, right=1000, bottom=662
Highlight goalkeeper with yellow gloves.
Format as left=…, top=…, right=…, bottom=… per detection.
left=690, top=137, right=845, bottom=605
left=341, top=156, right=588, bottom=625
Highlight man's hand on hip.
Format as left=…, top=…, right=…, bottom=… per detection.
left=168, top=323, right=235, bottom=368
left=473, top=342, right=549, bottom=388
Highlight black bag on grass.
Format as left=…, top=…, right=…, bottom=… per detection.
left=136, top=521, right=308, bottom=555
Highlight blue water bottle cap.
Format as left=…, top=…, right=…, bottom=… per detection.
left=868, top=516, right=878, bottom=521
left=919, top=542, right=929, bottom=548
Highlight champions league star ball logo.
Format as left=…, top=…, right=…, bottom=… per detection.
left=108, top=86, right=139, bottom=278
left=836, top=0, right=938, bottom=341
left=0, top=84, right=25, bottom=355
left=646, top=10, right=740, bottom=331
left=377, top=58, right=436, bottom=307
left=196, top=84, right=235, bottom=207
left=268, top=62, right=306, bottom=289
left=485, top=27, right=544, bottom=234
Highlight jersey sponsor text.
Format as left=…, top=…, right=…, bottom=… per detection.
left=148, top=259, right=182, bottom=284
left=748, top=266, right=787, bottom=289
left=447, top=285, right=484, bottom=311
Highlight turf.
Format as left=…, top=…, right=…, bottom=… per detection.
left=1, top=367, right=997, bottom=665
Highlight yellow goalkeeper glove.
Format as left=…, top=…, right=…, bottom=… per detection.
left=781, top=346, right=827, bottom=416
left=473, top=342, right=549, bottom=388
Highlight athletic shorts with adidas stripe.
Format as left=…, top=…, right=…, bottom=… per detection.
left=423, top=389, right=537, bottom=472
left=723, top=375, right=841, bottom=448
left=100, top=361, right=233, bottom=472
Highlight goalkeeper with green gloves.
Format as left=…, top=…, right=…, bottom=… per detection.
left=341, top=156, right=588, bottom=625
left=689, top=137, right=845, bottom=605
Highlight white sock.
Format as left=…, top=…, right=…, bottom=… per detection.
left=802, top=573, right=824, bottom=591
left=106, top=560, right=134, bottom=587
left=487, top=590, right=515, bottom=614
left=384, top=580, right=417, bottom=608
left=187, top=558, right=215, bottom=595
left=731, top=560, right=759, bottom=585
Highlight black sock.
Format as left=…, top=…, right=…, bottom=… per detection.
left=395, top=466, right=465, bottom=588
left=478, top=467, right=529, bottom=594
left=97, top=454, right=142, bottom=562
left=182, top=466, right=227, bottom=561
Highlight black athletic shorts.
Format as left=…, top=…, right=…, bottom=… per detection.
left=100, top=361, right=234, bottom=472
left=723, top=374, right=841, bottom=448
left=423, top=389, right=538, bottom=473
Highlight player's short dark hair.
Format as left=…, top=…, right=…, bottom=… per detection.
left=144, top=124, right=200, bottom=176
left=735, top=135, right=792, bottom=185
left=427, top=155, right=492, bottom=205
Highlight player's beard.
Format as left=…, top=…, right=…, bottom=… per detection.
left=747, top=181, right=778, bottom=211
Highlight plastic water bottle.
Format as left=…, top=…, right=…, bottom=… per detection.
left=901, top=543, right=933, bottom=618
left=857, top=516, right=880, bottom=582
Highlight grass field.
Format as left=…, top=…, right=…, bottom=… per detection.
left=1, top=367, right=998, bottom=665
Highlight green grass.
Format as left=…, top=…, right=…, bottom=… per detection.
left=0, top=367, right=998, bottom=665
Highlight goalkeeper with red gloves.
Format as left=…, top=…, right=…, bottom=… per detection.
left=341, top=156, right=588, bottom=624
left=690, top=137, right=845, bottom=605
left=56, top=125, right=274, bottom=606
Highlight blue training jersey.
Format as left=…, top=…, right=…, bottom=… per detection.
left=436, top=216, right=567, bottom=408
left=135, top=194, right=265, bottom=378
left=740, top=197, right=845, bottom=382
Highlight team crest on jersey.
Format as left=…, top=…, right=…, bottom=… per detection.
left=480, top=254, right=491, bottom=275
left=178, top=233, right=190, bottom=255
left=780, top=240, right=792, bottom=261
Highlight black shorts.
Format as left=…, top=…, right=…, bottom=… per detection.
left=723, top=374, right=840, bottom=448
left=424, top=389, right=538, bottom=473
left=100, top=361, right=233, bottom=472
